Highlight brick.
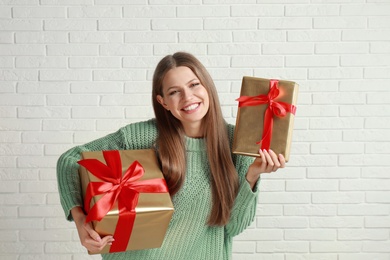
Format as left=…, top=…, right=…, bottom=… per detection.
left=15, top=32, right=67, bottom=43
left=68, top=6, right=121, bottom=18
left=0, top=193, right=45, bottom=205
left=366, top=142, right=390, bottom=154
left=19, top=205, right=63, bottom=217
left=257, top=192, right=311, bottom=204
left=362, top=168, right=390, bottom=179
left=71, top=107, right=124, bottom=119
left=45, top=241, right=85, bottom=253
left=72, top=82, right=123, bottom=93
left=231, top=55, right=283, bottom=67
left=369, top=17, right=390, bottom=29
left=0, top=19, right=41, bottom=31
left=362, top=241, right=390, bottom=252
left=39, top=70, right=91, bottom=81
left=93, top=69, right=145, bottom=81
left=370, top=42, right=390, bottom=53
left=0, top=168, right=39, bottom=180
left=126, top=31, right=176, bottom=43
left=20, top=181, right=57, bottom=193
left=367, top=92, right=390, bottom=104
left=74, top=131, right=111, bottom=144
left=314, top=17, right=366, bottom=29
left=0, top=119, right=41, bottom=131
left=286, top=254, right=337, bottom=260
left=0, top=144, right=43, bottom=155
left=18, top=107, right=69, bottom=119
left=148, top=0, right=200, bottom=4
left=205, top=18, right=257, bottom=30
left=0, top=32, right=13, bottom=43
left=290, top=155, right=338, bottom=167
left=0, top=181, right=19, bottom=193
left=70, top=31, right=122, bottom=43
left=125, top=108, right=155, bottom=120
left=293, top=130, right=341, bottom=142
left=123, top=56, right=161, bottom=68
left=0, top=70, right=38, bottom=81
left=22, top=132, right=72, bottom=144
left=284, top=205, right=337, bottom=216
left=100, top=44, right=151, bottom=56
left=17, top=155, right=58, bottom=168
left=13, top=7, right=65, bottom=18
left=231, top=5, right=283, bottom=16
left=100, top=94, right=151, bottom=106
left=0, top=56, right=14, bottom=68
left=341, top=4, right=390, bottom=15
left=316, top=42, right=368, bottom=54
left=340, top=80, right=390, bottom=92
left=253, top=68, right=308, bottom=80
left=257, top=241, right=309, bottom=253
left=366, top=192, right=390, bottom=204
left=263, top=43, right=314, bottom=55
left=17, top=82, right=69, bottom=94
left=343, top=130, right=390, bottom=141
left=311, top=241, right=362, bottom=252
left=0, top=242, right=43, bottom=253
left=46, top=44, right=98, bottom=56
left=365, top=68, right=390, bottom=79
left=69, top=57, right=121, bottom=68
left=234, top=30, right=286, bottom=42
left=310, top=118, right=364, bottom=129
left=42, top=119, right=95, bottom=131
left=95, top=0, right=145, bottom=4
left=208, top=43, right=260, bottom=55
left=44, top=19, right=96, bottom=31
left=0, top=44, right=44, bottom=56
left=341, top=105, right=390, bottom=116
left=308, top=167, right=360, bottom=179
left=259, top=17, right=312, bottom=29
left=309, top=68, right=363, bottom=79
left=0, top=230, right=18, bottom=242
left=153, top=43, right=206, bottom=55
left=125, top=5, right=175, bottom=18
left=341, top=54, right=390, bottom=67
left=256, top=205, right=283, bottom=216
left=288, top=30, right=341, bottom=42
left=286, top=55, right=339, bottom=67
left=312, top=192, right=365, bottom=204
left=0, top=106, right=16, bottom=117
left=285, top=4, right=339, bottom=16
left=152, top=18, right=202, bottom=30
left=343, top=29, right=390, bottom=41
left=339, top=254, right=390, bottom=260
left=16, top=56, right=66, bottom=68
left=338, top=204, right=389, bottom=216
left=285, top=229, right=336, bottom=241
left=232, top=241, right=255, bottom=253
left=286, top=180, right=338, bottom=191
left=340, top=179, right=390, bottom=191
left=99, top=19, right=150, bottom=31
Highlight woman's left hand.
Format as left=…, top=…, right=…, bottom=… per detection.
left=245, top=149, right=286, bottom=189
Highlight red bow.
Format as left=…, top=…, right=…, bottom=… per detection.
left=236, top=79, right=296, bottom=150
left=78, top=150, right=169, bottom=253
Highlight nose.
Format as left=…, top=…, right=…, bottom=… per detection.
left=181, top=88, right=193, bottom=100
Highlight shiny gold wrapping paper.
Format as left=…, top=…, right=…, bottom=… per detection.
left=232, top=77, right=299, bottom=162
left=79, top=149, right=174, bottom=254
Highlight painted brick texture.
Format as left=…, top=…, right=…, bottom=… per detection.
left=1, top=1, right=389, bottom=260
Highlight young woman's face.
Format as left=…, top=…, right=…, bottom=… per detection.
left=157, top=66, right=210, bottom=135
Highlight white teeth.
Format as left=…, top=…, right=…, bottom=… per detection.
left=183, top=104, right=198, bottom=111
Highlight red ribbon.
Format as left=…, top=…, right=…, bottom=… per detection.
left=236, top=79, right=296, bottom=150
left=78, top=150, right=169, bottom=253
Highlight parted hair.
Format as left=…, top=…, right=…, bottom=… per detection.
left=152, top=52, right=239, bottom=226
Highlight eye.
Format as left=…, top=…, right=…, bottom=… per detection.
left=191, top=82, right=200, bottom=88
left=168, top=90, right=178, bottom=96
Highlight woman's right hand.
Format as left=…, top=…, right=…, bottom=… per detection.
left=71, top=207, right=114, bottom=253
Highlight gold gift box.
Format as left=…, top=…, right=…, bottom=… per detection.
left=79, top=149, right=174, bottom=254
left=232, top=77, right=299, bottom=162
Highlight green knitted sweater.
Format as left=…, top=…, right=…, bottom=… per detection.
left=57, top=119, right=258, bottom=260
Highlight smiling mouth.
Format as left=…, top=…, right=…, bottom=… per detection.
left=182, top=103, right=200, bottom=111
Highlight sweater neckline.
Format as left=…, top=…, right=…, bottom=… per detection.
left=185, top=136, right=206, bottom=151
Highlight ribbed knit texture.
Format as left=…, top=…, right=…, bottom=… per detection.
left=56, top=119, right=259, bottom=260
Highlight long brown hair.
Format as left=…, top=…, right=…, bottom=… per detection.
left=152, top=52, right=239, bottom=226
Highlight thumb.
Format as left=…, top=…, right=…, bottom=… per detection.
left=84, top=221, right=102, bottom=242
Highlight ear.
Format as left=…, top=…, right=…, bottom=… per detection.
left=157, top=95, right=169, bottom=110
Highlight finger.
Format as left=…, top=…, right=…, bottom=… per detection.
left=84, top=222, right=102, bottom=242
left=262, top=149, right=274, bottom=167
left=268, top=150, right=281, bottom=168
left=278, top=154, right=286, bottom=168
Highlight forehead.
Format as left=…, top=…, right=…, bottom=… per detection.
left=162, top=66, right=198, bottom=89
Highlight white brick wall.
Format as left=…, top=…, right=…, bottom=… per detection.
left=1, top=1, right=389, bottom=259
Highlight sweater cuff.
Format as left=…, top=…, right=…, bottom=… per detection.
left=61, top=191, right=82, bottom=222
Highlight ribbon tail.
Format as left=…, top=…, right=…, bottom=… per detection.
left=256, top=108, right=273, bottom=150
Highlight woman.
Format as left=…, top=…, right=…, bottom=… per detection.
left=57, top=52, right=285, bottom=260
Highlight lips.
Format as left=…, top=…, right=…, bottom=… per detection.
left=182, top=103, right=200, bottom=111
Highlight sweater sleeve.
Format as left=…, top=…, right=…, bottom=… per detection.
left=56, top=128, right=128, bottom=221
left=224, top=124, right=260, bottom=237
